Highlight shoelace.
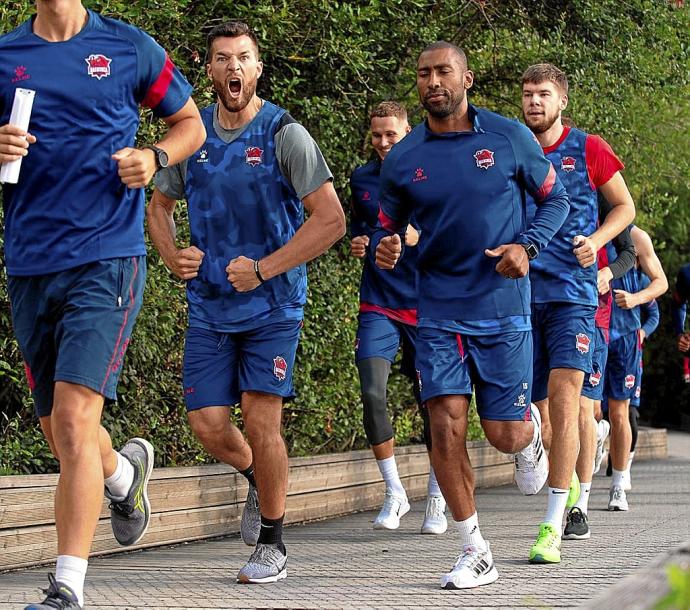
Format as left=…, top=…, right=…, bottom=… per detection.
left=454, top=547, right=486, bottom=572
left=39, top=574, right=76, bottom=609
left=540, top=526, right=560, bottom=549
left=569, top=509, right=585, bottom=525
left=382, top=494, right=403, bottom=515
left=426, top=496, right=444, bottom=518
left=249, top=544, right=284, bottom=566
left=108, top=500, right=134, bottom=517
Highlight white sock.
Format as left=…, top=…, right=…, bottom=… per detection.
left=574, top=482, right=592, bottom=514
left=544, top=487, right=569, bottom=530
left=626, top=451, right=635, bottom=472
left=612, top=468, right=626, bottom=489
left=56, top=555, right=87, bottom=606
left=377, top=456, right=406, bottom=498
left=427, top=465, right=442, bottom=497
left=454, top=512, right=486, bottom=550
left=104, top=451, right=134, bottom=501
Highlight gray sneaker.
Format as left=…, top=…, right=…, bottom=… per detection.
left=24, top=574, right=82, bottom=609
left=240, top=484, right=260, bottom=546
left=106, top=437, right=154, bottom=546
left=237, top=543, right=287, bottom=584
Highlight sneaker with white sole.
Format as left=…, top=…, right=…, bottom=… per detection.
left=240, top=484, right=260, bottom=546
left=440, top=542, right=499, bottom=589
left=24, top=574, right=82, bottom=610
left=106, top=437, right=154, bottom=546
left=514, top=404, right=548, bottom=495
left=373, top=492, right=410, bottom=530
left=237, top=542, right=287, bottom=584
left=593, top=419, right=610, bottom=475
left=421, top=495, right=447, bottom=534
left=608, top=486, right=629, bottom=511
left=562, top=507, right=590, bottom=540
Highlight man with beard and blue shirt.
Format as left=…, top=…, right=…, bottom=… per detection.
left=148, top=21, right=345, bottom=585
left=375, top=41, right=569, bottom=589
left=521, top=63, right=635, bottom=562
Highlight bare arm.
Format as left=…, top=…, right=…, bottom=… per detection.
left=632, top=227, right=668, bottom=302
left=114, top=98, right=206, bottom=189
left=147, top=187, right=204, bottom=280
left=227, top=181, right=346, bottom=292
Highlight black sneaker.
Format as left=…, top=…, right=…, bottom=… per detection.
left=105, top=437, right=154, bottom=546
left=562, top=507, right=590, bottom=540
left=24, top=574, right=82, bottom=609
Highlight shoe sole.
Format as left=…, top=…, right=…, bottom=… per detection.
left=421, top=524, right=448, bottom=535
left=529, top=553, right=561, bottom=564
left=373, top=503, right=411, bottom=530
left=562, top=531, right=590, bottom=540
left=608, top=505, right=629, bottom=511
left=237, top=568, right=287, bottom=584
left=124, top=437, right=154, bottom=546
left=442, top=566, right=499, bottom=589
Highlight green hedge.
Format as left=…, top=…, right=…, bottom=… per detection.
left=1, top=0, right=688, bottom=473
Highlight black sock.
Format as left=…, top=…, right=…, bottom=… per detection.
left=239, top=464, right=256, bottom=488
left=258, top=514, right=285, bottom=551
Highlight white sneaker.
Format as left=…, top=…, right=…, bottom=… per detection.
left=593, top=420, right=610, bottom=475
left=421, top=495, right=447, bottom=534
left=373, top=492, right=410, bottom=530
left=608, top=486, right=629, bottom=511
left=440, top=542, right=499, bottom=589
left=514, top=404, right=548, bottom=495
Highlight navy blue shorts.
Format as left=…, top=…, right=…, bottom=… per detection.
left=531, top=303, right=596, bottom=403
left=605, top=329, right=642, bottom=401
left=183, top=319, right=302, bottom=411
left=582, top=326, right=609, bottom=401
left=355, top=311, right=416, bottom=379
left=8, top=256, right=146, bottom=417
left=416, top=326, right=532, bottom=421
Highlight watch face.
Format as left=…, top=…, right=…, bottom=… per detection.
left=157, top=148, right=169, bottom=169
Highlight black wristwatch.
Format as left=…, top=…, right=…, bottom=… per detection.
left=145, top=145, right=169, bottom=170
left=520, top=242, right=539, bottom=260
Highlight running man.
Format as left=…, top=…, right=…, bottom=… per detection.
left=1, top=2, right=205, bottom=608
left=564, top=196, right=635, bottom=540
left=351, top=101, right=446, bottom=534
left=148, top=21, right=345, bottom=585
left=672, top=263, right=690, bottom=371
left=521, top=63, right=635, bottom=563
left=605, top=226, right=667, bottom=510
left=375, top=41, right=569, bottom=589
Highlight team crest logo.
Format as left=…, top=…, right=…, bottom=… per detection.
left=245, top=146, right=263, bottom=166
left=625, top=374, right=636, bottom=389
left=413, top=167, right=428, bottom=182
left=85, top=54, right=112, bottom=79
left=589, top=370, right=602, bottom=387
left=362, top=191, right=371, bottom=201
left=197, top=149, right=209, bottom=163
left=561, top=156, right=576, bottom=172
left=575, top=333, right=591, bottom=354
left=12, top=65, right=30, bottom=83
left=474, top=149, right=495, bottom=170
left=273, top=356, right=288, bottom=381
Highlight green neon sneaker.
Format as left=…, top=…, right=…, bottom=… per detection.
left=529, top=522, right=561, bottom=564
left=565, top=471, right=580, bottom=510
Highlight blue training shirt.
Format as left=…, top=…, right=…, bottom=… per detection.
left=0, top=10, right=193, bottom=276
left=376, top=105, right=569, bottom=334
left=351, top=159, right=418, bottom=324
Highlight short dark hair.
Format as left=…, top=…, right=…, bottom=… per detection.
left=522, top=63, right=569, bottom=95
left=206, top=21, right=260, bottom=62
left=370, top=101, right=408, bottom=122
left=420, top=41, right=468, bottom=68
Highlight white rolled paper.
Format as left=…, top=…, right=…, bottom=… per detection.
left=0, top=88, right=36, bottom=184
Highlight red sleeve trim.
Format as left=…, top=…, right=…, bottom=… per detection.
left=377, top=204, right=402, bottom=232
left=142, top=55, right=175, bottom=110
left=534, top=164, right=556, bottom=201
left=585, top=134, right=625, bottom=190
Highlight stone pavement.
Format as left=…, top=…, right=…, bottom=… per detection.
left=1, top=448, right=689, bottom=609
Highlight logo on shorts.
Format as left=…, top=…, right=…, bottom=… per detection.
left=362, top=191, right=371, bottom=201
left=575, top=333, right=591, bottom=354
left=589, top=370, right=602, bottom=387
left=473, top=149, right=495, bottom=170
left=245, top=146, right=263, bottom=166
left=625, top=374, right=636, bottom=389
left=416, top=369, right=423, bottom=392
left=514, top=392, right=527, bottom=408
left=354, top=337, right=360, bottom=351
left=561, top=156, right=576, bottom=172
left=185, top=386, right=195, bottom=395
left=273, top=356, right=288, bottom=381
left=85, top=54, right=112, bottom=79
left=413, top=167, right=428, bottom=182
left=634, top=385, right=641, bottom=399
left=110, top=337, right=131, bottom=374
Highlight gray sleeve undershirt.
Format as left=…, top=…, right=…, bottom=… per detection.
left=275, top=122, right=333, bottom=200
left=153, top=159, right=188, bottom=200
